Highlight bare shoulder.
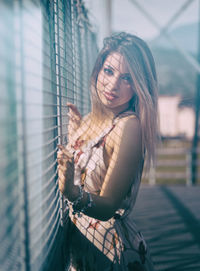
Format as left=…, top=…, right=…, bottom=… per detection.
left=106, top=115, right=141, bottom=155
left=112, top=115, right=141, bottom=142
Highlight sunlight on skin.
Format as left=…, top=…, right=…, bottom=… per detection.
left=57, top=53, right=140, bottom=220
left=57, top=32, right=157, bottom=269
left=96, top=52, right=134, bottom=115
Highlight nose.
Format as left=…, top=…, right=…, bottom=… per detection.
left=108, top=75, right=120, bottom=91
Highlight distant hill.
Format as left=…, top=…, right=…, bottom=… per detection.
left=150, top=22, right=198, bottom=54
left=148, top=22, right=198, bottom=99
left=151, top=47, right=196, bottom=98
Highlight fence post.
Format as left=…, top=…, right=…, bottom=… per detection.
left=149, top=163, right=156, bottom=185
left=186, top=151, right=192, bottom=186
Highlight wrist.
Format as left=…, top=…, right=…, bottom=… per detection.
left=69, top=186, right=95, bottom=217
left=66, top=184, right=80, bottom=202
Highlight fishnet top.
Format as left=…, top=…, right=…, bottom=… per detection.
left=66, top=112, right=155, bottom=270
left=71, top=111, right=144, bottom=219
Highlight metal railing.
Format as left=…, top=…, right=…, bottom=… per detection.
left=0, top=1, right=98, bottom=270
left=145, top=139, right=200, bottom=185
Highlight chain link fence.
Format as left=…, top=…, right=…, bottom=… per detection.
left=0, top=0, right=98, bottom=270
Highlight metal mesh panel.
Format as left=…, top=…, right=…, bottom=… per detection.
left=0, top=0, right=98, bottom=270
left=71, top=0, right=82, bottom=112
left=0, top=2, right=23, bottom=270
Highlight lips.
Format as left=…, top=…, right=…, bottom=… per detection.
left=103, top=91, right=118, bottom=101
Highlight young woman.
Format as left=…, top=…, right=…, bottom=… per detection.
left=57, top=32, right=158, bottom=270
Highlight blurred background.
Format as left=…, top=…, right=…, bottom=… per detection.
left=84, top=0, right=200, bottom=186
left=0, top=0, right=200, bottom=271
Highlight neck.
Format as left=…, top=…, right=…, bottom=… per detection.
left=111, top=104, right=131, bottom=117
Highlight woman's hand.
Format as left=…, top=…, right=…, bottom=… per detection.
left=67, top=103, right=82, bottom=142
left=57, top=145, right=75, bottom=199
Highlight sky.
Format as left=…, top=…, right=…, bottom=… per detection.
left=84, top=0, right=199, bottom=46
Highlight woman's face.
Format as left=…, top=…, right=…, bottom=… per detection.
left=96, top=52, right=134, bottom=115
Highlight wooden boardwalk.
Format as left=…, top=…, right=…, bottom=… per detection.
left=133, top=185, right=200, bottom=271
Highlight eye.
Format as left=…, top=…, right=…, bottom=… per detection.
left=121, top=74, right=132, bottom=84
left=103, top=68, right=113, bottom=76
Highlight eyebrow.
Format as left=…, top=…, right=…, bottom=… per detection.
left=104, top=64, right=114, bottom=70
left=121, top=73, right=131, bottom=77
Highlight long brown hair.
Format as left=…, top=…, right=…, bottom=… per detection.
left=82, top=32, right=158, bottom=168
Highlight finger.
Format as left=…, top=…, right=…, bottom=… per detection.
left=57, top=145, right=73, bottom=160
left=57, top=145, right=70, bottom=154
left=57, top=150, right=64, bottom=165
left=57, top=150, right=69, bottom=161
left=57, top=158, right=63, bottom=166
left=57, top=156, right=72, bottom=166
left=57, top=150, right=63, bottom=159
left=58, top=169, right=64, bottom=180
left=58, top=160, right=74, bottom=172
left=67, top=113, right=77, bottom=123
left=58, top=169, right=66, bottom=181
left=67, top=112, right=81, bottom=124
left=67, top=112, right=80, bottom=123
left=59, top=161, right=74, bottom=171
left=58, top=178, right=65, bottom=193
left=67, top=103, right=82, bottom=119
left=58, top=164, right=67, bottom=173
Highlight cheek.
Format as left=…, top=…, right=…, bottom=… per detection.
left=124, top=86, right=134, bottom=100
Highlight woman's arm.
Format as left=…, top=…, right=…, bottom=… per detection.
left=58, top=116, right=142, bottom=221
